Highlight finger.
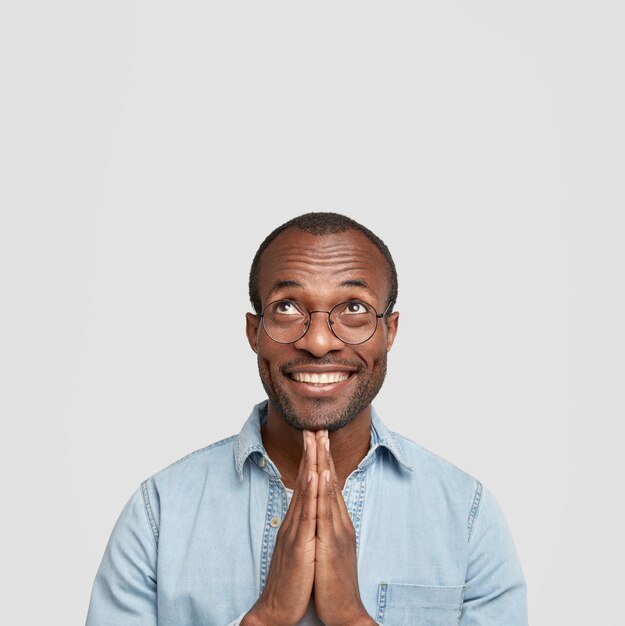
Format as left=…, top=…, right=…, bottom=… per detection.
left=316, top=432, right=341, bottom=537
left=291, top=431, right=318, bottom=542
left=317, top=433, right=352, bottom=530
left=306, top=429, right=318, bottom=474
left=295, top=465, right=318, bottom=543
left=283, top=430, right=316, bottom=526
left=324, top=440, right=351, bottom=526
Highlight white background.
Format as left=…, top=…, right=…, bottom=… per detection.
left=1, top=2, right=623, bottom=625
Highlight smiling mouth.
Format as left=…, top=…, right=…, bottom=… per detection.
left=289, top=371, right=353, bottom=386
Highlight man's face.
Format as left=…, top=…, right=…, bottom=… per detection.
left=245, top=228, right=399, bottom=432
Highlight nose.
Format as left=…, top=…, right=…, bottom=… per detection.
left=292, top=311, right=345, bottom=357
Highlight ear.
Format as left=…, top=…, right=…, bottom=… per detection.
left=384, top=311, right=399, bottom=352
left=245, top=312, right=260, bottom=353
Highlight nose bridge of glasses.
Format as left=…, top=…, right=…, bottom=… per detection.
left=305, top=309, right=335, bottom=330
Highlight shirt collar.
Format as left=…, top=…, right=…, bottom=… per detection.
left=367, top=404, right=414, bottom=472
left=234, top=401, right=271, bottom=480
left=234, top=400, right=413, bottom=480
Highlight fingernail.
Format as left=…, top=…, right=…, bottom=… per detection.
left=325, top=470, right=331, bottom=483
left=303, top=432, right=307, bottom=451
left=325, top=437, right=330, bottom=452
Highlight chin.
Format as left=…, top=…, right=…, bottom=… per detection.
left=276, top=397, right=364, bottom=432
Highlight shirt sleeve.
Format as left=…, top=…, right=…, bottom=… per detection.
left=85, top=485, right=158, bottom=626
left=460, top=483, right=528, bottom=626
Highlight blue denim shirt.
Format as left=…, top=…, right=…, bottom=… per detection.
left=86, top=400, right=528, bottom=625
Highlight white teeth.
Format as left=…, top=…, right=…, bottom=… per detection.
left=291, top=371, right=350, bottom=384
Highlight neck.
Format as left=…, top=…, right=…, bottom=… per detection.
left=261, top=403, right=373, bottom=490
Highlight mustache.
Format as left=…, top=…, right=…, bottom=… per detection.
left=280, top=357, right=363, bottom=372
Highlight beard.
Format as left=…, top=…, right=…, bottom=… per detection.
left=256, top=354, right=388, bottom=432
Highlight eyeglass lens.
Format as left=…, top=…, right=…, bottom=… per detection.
left=262, top=300, right=379, bottom=344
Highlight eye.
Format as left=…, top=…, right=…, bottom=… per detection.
left=273, top=300, right=302, bottom=315
left=343, top=301, right=369, bottom=314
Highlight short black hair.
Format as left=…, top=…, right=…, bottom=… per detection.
left=248, top=211, right=398, bottom=315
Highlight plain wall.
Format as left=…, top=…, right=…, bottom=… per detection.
left=1, top=2, right=623, bottom=625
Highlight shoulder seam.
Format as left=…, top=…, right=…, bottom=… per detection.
left=141, top=479, right=159, bottom=549
left=392, top=432, right=477, bottom=481
left=467, top=479, right=483, bottom=542
left=156, top=434, right=238, bottom=476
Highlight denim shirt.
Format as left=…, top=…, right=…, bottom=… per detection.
left=86, top=400, right=528, bottom=626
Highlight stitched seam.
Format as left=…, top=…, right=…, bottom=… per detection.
left=237, top=443, right=265, bottom=478
left=376, top=582, right=388, bottom=623
left=259, top=478, right=276, bottom=593
left=352, top=472, right=366, bottom=557
left=168, top=434, right=237, bottom=470
left=141, top=479, right=159, bottom=549
left=387, top=431, right=413, bottom=471
left=456, top=585, right=467, bottom=625
left=467, top=480, right=482, bottom=542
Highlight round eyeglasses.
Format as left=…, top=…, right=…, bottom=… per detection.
left=259, top=299, right=393, bottom=345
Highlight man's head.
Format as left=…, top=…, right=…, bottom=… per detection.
left=245, top=212, right=400, bottom=432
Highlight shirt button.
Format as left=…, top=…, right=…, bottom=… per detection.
left=259, top=457, right=266, bottom=468
left=269, top=516, right=281, bottom=528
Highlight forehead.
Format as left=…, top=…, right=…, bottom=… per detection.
left=257, top=228, right=389, bottom=307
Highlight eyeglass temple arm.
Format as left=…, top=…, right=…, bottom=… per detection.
left=377, top=300, right=394, bottom=318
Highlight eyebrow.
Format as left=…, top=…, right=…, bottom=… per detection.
left=267, top=278, right=378, bottom=300
left=267, top=280, right=303, bottom=299
left=338, top=279, right=377, bottom=298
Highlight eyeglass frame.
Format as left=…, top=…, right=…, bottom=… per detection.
left=257, top=298, right=394, bottom=345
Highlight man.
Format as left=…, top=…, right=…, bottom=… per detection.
left=86, top=212, right=528, bottom=625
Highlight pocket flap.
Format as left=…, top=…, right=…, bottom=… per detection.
left=380, top=582, right=465, bottom=609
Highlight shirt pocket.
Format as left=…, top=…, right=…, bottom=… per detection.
left=376, top=582, right=465, bottom=626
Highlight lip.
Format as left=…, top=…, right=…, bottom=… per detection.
left=285, top=370, right=356, bottom=397
left=284, top=365, right=358, bottom=374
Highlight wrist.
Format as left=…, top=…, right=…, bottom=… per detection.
left=241, top=603, right=293, bottom=626
left=326, top=609, right=376, bottom=626
left=241, top=606, right=267, bottom=626
left=348, top=614, right=377, bottom=626
left=240, top=613, right=261, bottom=626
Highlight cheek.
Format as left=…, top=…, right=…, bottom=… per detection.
left=257, top=355, right=279, bottom=394
left=359, top=342, right=387, bottom=367
left=257, top=343, right=287, bottom=376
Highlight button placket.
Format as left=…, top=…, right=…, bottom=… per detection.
left=343, top=469, right=367, bottom=556
left=259, top=479, right=287, bottom=594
